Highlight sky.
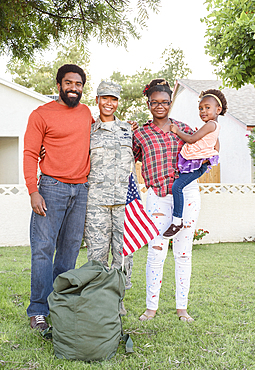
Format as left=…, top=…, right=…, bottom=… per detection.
left=0, top=0, right=216, bottom=93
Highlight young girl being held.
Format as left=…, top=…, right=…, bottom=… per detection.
left=163, top=89, right=228, bottom=239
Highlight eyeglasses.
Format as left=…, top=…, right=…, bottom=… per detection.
left=149, top=101, right=171, bottom=107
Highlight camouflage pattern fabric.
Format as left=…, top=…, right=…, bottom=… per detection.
left=97, top=80, right=122, bottom=99
left=84, top=116, right=139, bottom=288
left=87, top=117, right=137, bottom=205
left=85, top=204, right=131, bottom=277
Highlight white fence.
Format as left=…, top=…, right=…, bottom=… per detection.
left=0, top=185, right=31, bottom=246
left=139, top=183, right=255, bottom=244
left=0, top=184, right=255, bottom=246
left=197, top=184, right=255, bottom=244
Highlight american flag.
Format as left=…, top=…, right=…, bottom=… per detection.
left=123, top=173, right=159, bottom=256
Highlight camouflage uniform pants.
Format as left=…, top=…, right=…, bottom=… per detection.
left=84, top=203, right=133, bottom=288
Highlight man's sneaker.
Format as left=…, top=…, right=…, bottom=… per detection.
left=120, top=302, right=127, bottom=316
left=163, top=220, right=184, bottom=239
left=125, top=281, right=132, bottom=290
left=30, top=315, right=49, bottom=331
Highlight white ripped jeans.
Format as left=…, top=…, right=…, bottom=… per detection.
left=145, top=181, right=201, bottom=310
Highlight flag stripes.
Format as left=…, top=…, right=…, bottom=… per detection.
left=123, top=173, right=159, bottom=256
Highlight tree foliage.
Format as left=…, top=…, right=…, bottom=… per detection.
left=202, top=0, right=255, bottom=88
left=7, top=43, right=93, bottom=103
left=247, top=128, right=255, bottom=164
left=0, top=0, right=160, bottom=62
left=110, top=68, right=155, bottom=125
left=158, top=47, right=191, bottom=87
left=111, top=45, right=191, bottom=125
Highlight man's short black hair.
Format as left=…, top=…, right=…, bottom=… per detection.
left=56, top=64, right=86, bottom=86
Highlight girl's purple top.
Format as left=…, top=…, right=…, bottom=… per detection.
left=178, top=153, right=219, bottom=174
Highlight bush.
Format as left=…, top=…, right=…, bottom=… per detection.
left=193, top=228, right=209, bottom=241
left=247, top=128, right=255, bottom=163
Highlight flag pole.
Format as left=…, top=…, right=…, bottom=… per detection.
left=122, top=161, right=133, bottom=271
left=121, top=253, right=125, bottom=271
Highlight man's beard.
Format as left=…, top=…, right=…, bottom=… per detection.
left=60, top=86, right=82, bottom=108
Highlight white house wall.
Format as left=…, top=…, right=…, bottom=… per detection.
left=219, top=114, right=251, bottom=183
left=0, top=137, right=19, bottom=183
left=0, top=81, right=51, bottom=184
left=170, top=88, right=252, bottom=183
left=170, top=87, right=202, bottom=128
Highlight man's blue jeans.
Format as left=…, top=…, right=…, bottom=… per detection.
left=172, top=163, right=208, bottom=219
left=27, top=175, right=89, bottom=317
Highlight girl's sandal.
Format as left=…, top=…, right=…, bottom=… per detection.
left=139, top=313, right=155, bottom=321
left=178, top=315, right=194, bottom=323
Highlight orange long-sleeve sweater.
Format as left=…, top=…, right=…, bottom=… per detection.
left=24, top=101, right=93, bottom=195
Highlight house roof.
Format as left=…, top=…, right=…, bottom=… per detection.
left=0, top=78, right=52, bottom=103
left=175, top=79, right=255, bottom=127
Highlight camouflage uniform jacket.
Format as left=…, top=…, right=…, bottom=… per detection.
left=87, top=116, right=138, bottom=206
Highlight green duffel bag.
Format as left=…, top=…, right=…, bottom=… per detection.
left=47, top=260, right=133, bottom=361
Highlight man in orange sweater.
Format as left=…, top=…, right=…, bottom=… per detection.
left=23, top=64, right=94, bottom=330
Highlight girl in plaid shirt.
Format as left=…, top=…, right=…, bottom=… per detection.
left=133, top=79, right=201, bottom=322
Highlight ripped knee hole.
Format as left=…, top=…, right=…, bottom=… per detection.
left=152, top=246, right=162, bottom=250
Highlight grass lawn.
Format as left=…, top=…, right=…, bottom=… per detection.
left=1, top=242, right=255, bottom=369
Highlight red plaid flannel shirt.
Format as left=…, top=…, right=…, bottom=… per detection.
left=133, top=118, right=193, bottom=197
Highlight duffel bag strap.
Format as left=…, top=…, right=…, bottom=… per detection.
left=41, top=327, right=53, bottom=340
left=121, top=333, right=134, bottom=353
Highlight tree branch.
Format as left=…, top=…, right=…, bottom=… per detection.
left=104, top=0, right=119, bottom=11
left=30, top=4, right=95, bottom=24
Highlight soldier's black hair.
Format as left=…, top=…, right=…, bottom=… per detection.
left=143, top=78, right=173, bottom=100
left=56, top=64, right=86, bottom=86
left=199, top=89, right=228, bottom=116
